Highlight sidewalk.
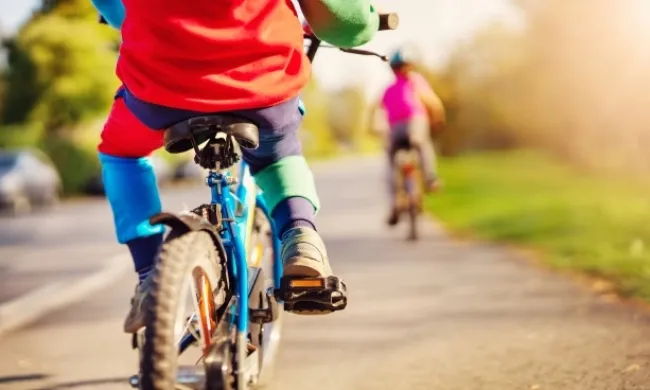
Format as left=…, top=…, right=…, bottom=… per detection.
left=0, top=183, right=209, bottom=337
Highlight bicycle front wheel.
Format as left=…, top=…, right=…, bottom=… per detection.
left=139, top=230, right=226, bottom=390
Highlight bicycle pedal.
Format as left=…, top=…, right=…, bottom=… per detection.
left=274, top=276, right=347, bottom=314
left=130, top=330, right=145, bottom=350
left=249, top=288, right=280, bottom=324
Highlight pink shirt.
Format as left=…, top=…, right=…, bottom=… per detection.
left=381, top=72, right=430, bottom=127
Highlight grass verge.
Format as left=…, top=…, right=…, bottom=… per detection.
left=426, top=149, right=650, bottom=300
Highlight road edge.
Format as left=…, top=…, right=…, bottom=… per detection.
left=0, top=254, right=130, bottom=338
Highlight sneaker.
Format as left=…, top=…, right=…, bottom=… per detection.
left=123, top=273, right=155, bottom=333
left=281, top=227, right=332, bottom=278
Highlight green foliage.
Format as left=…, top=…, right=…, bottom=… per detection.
left=0, top=59, right=5, bottom=116
left=4, top=15, right=119, bottom=131
left=1, top=0, right=119, bottom=130
left=0, top=123, right=44, bottom=148
left=0, top=0, right=118, bottom=196
left=420, top=23, right=526, bottom=156
left=427, top=151, right=650, bottom=300
left=39, top=136, right=100, bottom=195
left=328, top=85, right=366, bottom=145
left=42, top=0, right=98, bottom=19
left=300, top=79, right=338, bottom=158
left=1, top=38, right=40, bottom=124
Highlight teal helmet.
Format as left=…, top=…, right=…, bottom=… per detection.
left=389, top=46, right=418, bottom=68
left=389, top=49, right=407, bottom=68
left=388, top=50, right=405, bottom=68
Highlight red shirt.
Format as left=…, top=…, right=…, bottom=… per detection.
left=117, top=0, right=310, bottom=112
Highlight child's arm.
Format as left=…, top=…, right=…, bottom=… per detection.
left=411, top=73, right=446, bottom=127
left=91, top=0, right=125, bottom=30
left=298, top=0, right=379, bottom=48
left=367, top=100, right=385, bottom=138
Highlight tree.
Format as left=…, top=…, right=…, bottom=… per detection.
left=328, top=85, right=368, bottom=149
left=0, top=0, right=119, bottom=194
left=1, top=37, right=41, bottom=125
left=41, top=0, right=97, bottom=18
left=299, top=78, right=338, bottom=157
left=1, top=0, right=120, bottom=132
left=424, top=22, right=525, bottom=155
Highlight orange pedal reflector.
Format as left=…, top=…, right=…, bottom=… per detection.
left=289, top=279, right=325, bottom=288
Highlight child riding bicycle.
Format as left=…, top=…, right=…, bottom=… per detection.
left=90, top=0, right=382, bottom=334
left=377, top=46, right=446, bottom=226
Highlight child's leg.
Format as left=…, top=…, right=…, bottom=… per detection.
left=240, top=115, right=334, bottom=278
left=385, top=138, right=398, bottom=214
left=98, top=96, right=165, bottom=333
left=271, top=196, right=317, bottom=236
left=386, top=128, right=401, bottom=208
left=408, top=116, right=438, bottom=187
left=386, top=122, right=409, bottom=226
left=243, top=125, right=317, bottom=223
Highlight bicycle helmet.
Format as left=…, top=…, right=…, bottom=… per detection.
left=389, top=49, right=407, bottom=68
left=389, top=45, right=419, bottom=69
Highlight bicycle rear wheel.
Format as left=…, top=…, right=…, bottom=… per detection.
left=139, top=230, right=226, bottom=390
left=248, top=207, right=283, bottom=387
left=404, top=175, right=419, bottom=241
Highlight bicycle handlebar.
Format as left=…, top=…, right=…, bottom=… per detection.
left=378, top=13, right=400, bottom=32
left=305, top=12, right=399, bottom=63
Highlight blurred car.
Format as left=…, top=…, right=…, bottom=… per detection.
left=84, top=155, right=174, bottom=196
left=0, top=149, right=62, bottom=215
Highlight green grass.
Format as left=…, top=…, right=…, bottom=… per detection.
left=426, top=149, right=650, bottom=300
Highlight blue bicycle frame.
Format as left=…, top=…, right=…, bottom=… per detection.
left=205, top=158, right=282, bottom=344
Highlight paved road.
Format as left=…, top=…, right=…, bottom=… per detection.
left=0, top=183, right=209, bottom=306
left=1, top=157, right=650, bottom=390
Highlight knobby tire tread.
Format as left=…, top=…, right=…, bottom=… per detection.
left=140, top=231, right=222, bottom=390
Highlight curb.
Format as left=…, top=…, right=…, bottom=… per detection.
left=0, top=254, right=130, bottom=338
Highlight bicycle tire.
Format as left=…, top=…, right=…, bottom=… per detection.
left=405, top=178, right=419, bottom=241
left=140, top=230, right=224, bottom=390
left=407, top=200, right=418, bottom=241
left=249, top=207, right=283, bottom=387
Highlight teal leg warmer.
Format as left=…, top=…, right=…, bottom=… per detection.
left=253, top=155, right=320, bottom=215
left=99, top=153, right=165, bottom=244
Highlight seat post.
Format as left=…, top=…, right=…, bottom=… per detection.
left=194, top=132, right=240, bottom=171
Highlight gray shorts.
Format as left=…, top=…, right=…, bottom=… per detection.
left=386, top=116, right=437, bottom=187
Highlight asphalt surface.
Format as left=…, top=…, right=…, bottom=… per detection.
left=1, top=156, right=650, bottom=390
left=0, top=184, right=204, bottom=306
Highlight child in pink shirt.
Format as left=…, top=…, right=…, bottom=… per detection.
left=381, top=48, right=446, bottom=226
